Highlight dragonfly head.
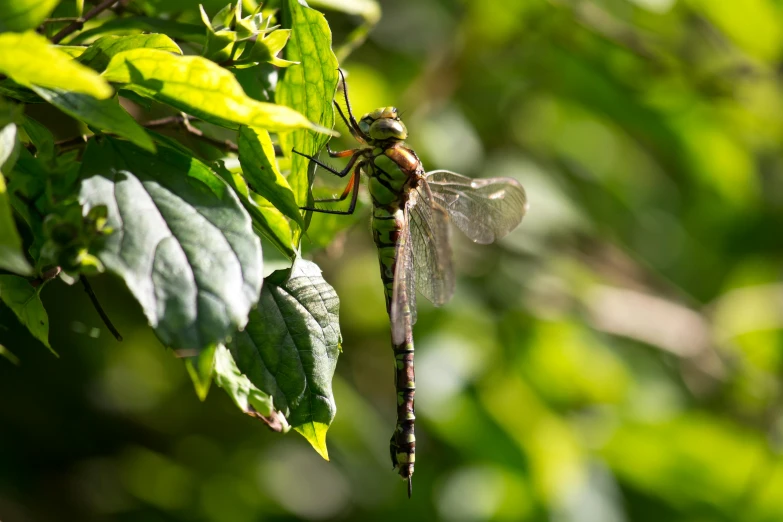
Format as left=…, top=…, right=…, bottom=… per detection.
left=359, top=106, right=408, bottom=142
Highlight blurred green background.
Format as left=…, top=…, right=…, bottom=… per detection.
left=3, top=0, right=783, bottom=520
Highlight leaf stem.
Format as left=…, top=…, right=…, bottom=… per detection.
left=51, top=0, right=121, bottom=44
left=80, top=275, right=123, bottom=341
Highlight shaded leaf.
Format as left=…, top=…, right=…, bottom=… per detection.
left=79, top=137, right=263, bottom=351
left=22, top=116, right=55, bottom=161
left=0, top=0, right=59, bottom=33
left=32, top=87, right=155, bottom=152
left=0, top=31, right=113, bottom=99
left=277, top=0, right=339, bottom=243
left=214, top=344, right=289, bottom=432
left=0, top=119, right=32, bottom=276
left=79, top=34, right=182, bottom=71
left=229, top=258, right=341, bottom=460
left=102, top=48, right=337, bottom=135
left=0, top=275, right=53, bottom=354
left=238, top=126, right=302, bottom=225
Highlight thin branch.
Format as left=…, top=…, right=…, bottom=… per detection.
left=80, top=275, right=123, bottom=341
left=41, top=17, right=83, bottom=25
left=51, top=0, right=121, bottom=44
left=54, top=116, right=241, bottom=153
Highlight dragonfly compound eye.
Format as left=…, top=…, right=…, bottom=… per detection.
left=369, top=118, right=408, bottom=141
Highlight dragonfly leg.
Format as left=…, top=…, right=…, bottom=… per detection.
left=301, top=162, right=362, bottom=215
left=326, top=143, right=361, bottom=158
left=292, top=148, right=359, bottom=178
left=333, top=101, right=364, bottom=143
left=336, top=68, right=370, bottom=141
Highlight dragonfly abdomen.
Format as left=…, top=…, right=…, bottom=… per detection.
left=371, top=204, right=416, bottom=489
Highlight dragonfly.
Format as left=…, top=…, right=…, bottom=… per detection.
left=294, top=70, right=528, bottom=497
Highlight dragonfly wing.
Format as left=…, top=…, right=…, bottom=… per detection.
left=426, top=170, right=528, bottom=244
left=390, top=208, right=417, bottom=345
left=410, top=184, right=455, bottom=307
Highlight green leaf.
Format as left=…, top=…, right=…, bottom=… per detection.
left=0, top=344, right=20, bottom=365
left=0, top=119, right=32, bottom=276
left=213, top=159, right=295, bottom=259
left=102, top=48, right=338, bottom=135
left=238, top=126, right=303, bottom=225
left=56, top=46, right=87, bottom=58
left=0, top=0, right=59, bottom=32
left=32, top=87, right=155, bottom=152
left=70, top=17, right=205, bottom=45
left=277, top=0, right=339, bottom=243
left=0, top=275, right=53, bottom=354
left=185, top=343, right=216, bottom=401
left=199, top=4, right=237, bottom=63
left=214, top=344, right=289, bottom=432
left=0, top=31, right=113, bottom=99
left=79, top=137, right=263, bottom=351
left=229, top=258, right=341, bottom=460
left=79, top=34, right=182, bottom=71
left=22, top=116, right=55, bottom=161
left=239, top=29, right=298, bottom=68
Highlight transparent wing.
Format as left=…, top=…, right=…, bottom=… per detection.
left=426, top=170, right=528, bottom=244
left=390, top=208, right=417, bottom=346
left=410, top=184, right=455, bottom=307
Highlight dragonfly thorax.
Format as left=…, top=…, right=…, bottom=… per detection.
left=359, top=106, right=408, bottom=143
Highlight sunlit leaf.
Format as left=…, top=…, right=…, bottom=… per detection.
left=0, top=0, right=59, bottom=33
left=32, top=87, right=155, bottom=152
left=79, top=137, right=263, bottom=351
left=70, top=17, right=205, bottom=45
left=212, top=159, right=295, bottom=259
left=238, top=126, right=303, bottom=225
left=79, top=34, right=182, bottom=71
left=277, top=0, right=339, bottom=243
left=185, top=343, right=216, bottom=401
left=0, top=275, right=53, bottom=354
left=229, top=259, right=341, bottom=459
left=0, top=31, right=113, bottom=99
left=102, top=48, right=337, bottom=134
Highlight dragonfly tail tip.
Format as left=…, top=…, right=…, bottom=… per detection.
left=407, top=477, right=412, bottom=498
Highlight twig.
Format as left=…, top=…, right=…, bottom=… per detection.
left=41, top=17, right=83, bottom=25
left=80, top=275, right=123, bottom=341
left=54, top=116, right=240, bottom=153
left=51, top=0, right=121, bottom=44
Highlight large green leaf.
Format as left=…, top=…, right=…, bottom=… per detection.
left=212, top=159, right=295, bottom=259
left=0, top=117, right=32, bottom=276
left=0, top=0, right=59, bottom=33
left=229, top=259, right=341, bottom=459
left=277, top=0, right=339, bottom=243
left=102, top=49, right=337, bottom=134
left=0, top=275, right=53, bottom=354
left=79, top=137, right=263, bottom=351
left=0, top=31, right=113, bottom=99
left=214, top=344, right=289, bottom=432
left=238, top=126, right=303, bottom=226
left=79, top=34, right=182, bottom=71
left=32, top=87, right=155, bottom=152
